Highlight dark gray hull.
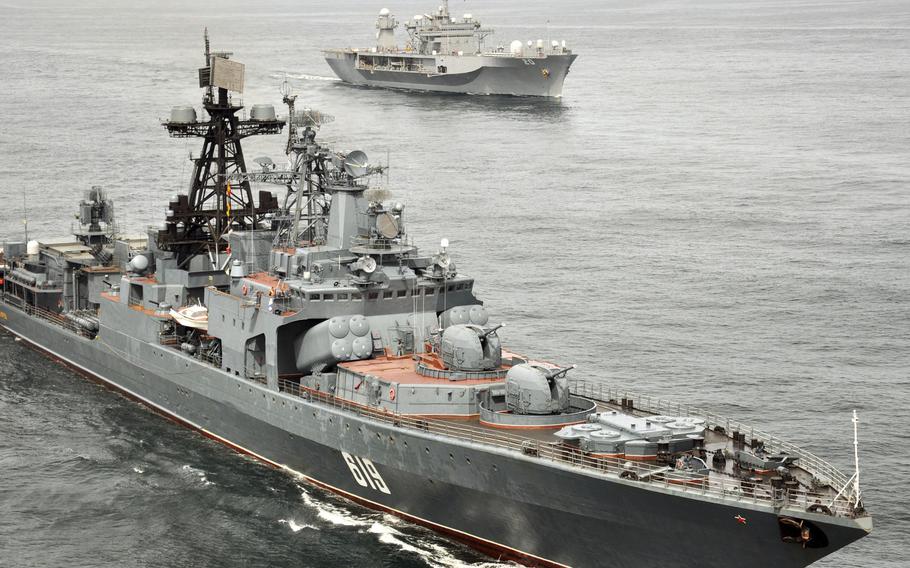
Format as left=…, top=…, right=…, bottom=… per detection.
left=0, top=301, right=869, bottom=567
left=324, top=51, right=577, bottom=97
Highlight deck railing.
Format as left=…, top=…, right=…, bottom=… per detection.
left=277, top=378, right=861, bottom=519
left=568, top=379, right=853, bottom=492
left=2, top=296, right=95, bottom=339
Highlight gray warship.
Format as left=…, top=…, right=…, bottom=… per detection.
left=0, top=36, right=871, bottom=568
left=323, top=2, right=577, bottom=97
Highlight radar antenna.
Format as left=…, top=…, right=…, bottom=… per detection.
left=158, top=30, right=285, bottom=268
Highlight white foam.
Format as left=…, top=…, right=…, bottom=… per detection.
left=278, top=519, right=319, bottom=532
left=132, top=466, right=144, bottom=474
left=368, top=522, right=513, bottom=568
left=181, top=464, right=214, bottom=486
left=299, top=487, right=370, bottom=527
left=295, top=486, right=512, bottom=568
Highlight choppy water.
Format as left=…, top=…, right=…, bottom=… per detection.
left=1, top=1, right=907, bottom=566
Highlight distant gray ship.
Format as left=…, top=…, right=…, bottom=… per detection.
left=324, top=1, right=577, bottom=97
left=1, top=34, right=871, bottom=568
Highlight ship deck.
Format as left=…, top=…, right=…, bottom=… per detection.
left=277, top=376, right=864, bottom=521
left=323, top=47, right=564, bottom=60
left=434, top=402, right=827, bottom=502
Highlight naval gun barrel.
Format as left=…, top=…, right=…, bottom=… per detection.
left=545, top=364, right=577, bottom=380
left=481, top=323, right=505, bottom=337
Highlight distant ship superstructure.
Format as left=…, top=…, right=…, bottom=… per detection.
left=324, top=1, right=577, bottom=97
left=0, top=35, right=871, bottom=568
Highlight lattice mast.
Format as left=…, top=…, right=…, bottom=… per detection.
left=159, top=29, right=283, bottom=268
left=275, top=84, right=335, bottom=249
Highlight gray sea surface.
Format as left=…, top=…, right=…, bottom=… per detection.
left=0, top=0, right=907, bottom=566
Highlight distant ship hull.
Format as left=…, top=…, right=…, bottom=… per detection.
left=0, top=299, right=870, bottom=568
left=323, top=50, right=577, bottom=97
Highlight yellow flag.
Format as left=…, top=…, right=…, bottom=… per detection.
left=226, top=182, right=232, bottom=217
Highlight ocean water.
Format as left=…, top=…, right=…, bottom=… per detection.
left=0, top=0, right=907, bottom=566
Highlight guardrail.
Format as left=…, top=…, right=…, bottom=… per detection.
left=1, top=295, right=95, bottom=339
left=277, top=378, right=860, bottom=518
left=568, top=379, right=853, bottom=492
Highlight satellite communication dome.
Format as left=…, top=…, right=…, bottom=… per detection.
left=510, top=40, right=523, bottom=55
left=26, top=240, right=39, bottom=256
left=379, top=7, right=390, bottom=16
left=129, top=254, right=149, bottom=273
left=169, top=106, right=197, bottom=124
left=250, top=104, right=276, bottom=121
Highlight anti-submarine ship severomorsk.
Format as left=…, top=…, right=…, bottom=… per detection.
left=323, top=1, right=577, bottom=97
left=0, top=36, right=870, bottom=568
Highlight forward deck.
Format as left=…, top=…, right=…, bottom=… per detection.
left=277, top=376, right=865, bottom=520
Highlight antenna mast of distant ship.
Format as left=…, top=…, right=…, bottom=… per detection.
left=22, top=193, right=29, bottom=243
left=852, top=409, right=862, bottom=506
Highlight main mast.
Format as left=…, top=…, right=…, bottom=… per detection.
left=158, top=29, right=284, bottom=269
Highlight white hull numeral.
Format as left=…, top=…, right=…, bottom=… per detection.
left=342, top=451, right=391, bottom=494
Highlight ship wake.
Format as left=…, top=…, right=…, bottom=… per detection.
left=295, top=485, right=512, bottom=567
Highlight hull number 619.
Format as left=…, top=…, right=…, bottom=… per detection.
left=342, top=451, right=391, bottom=494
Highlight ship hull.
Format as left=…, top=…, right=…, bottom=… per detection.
left=0, top=301, right=869, bottom=568
left=323, top=51, right=577, bottom=97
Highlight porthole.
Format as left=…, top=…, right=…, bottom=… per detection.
left=465, top=457, right=471, bottom=464
left=425, top=447, right=430, bottom=454
left=449, top=453, right=454, bottom=460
